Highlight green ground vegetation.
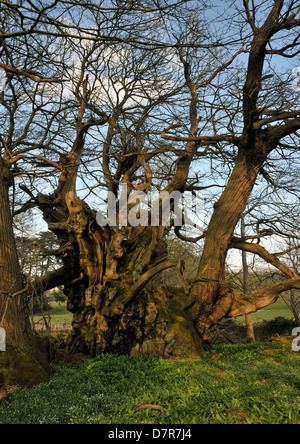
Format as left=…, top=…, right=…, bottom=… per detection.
left=1, top=343, right=299, bottom=424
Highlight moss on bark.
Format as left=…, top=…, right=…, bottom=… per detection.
left=0, top=340, right=51, bottom=387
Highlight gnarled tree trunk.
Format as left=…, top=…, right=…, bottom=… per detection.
left=52, top=194, right=205, bottom=358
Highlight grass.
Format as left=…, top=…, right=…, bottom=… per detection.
left=22, top=288, right=298, bottom=425
left=1, top=343, right=300, bottom=424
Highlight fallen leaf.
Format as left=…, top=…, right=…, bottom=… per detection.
left=134, top=403, right=167, bottom=412
left=224, top=408, right=251, bottom=422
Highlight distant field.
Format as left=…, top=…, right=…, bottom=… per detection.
left=49, top=302, right=73, bottom=324
left=33, top=301, right=73, bottom=327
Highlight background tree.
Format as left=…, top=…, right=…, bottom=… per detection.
left=280, top=235, right=300, bottom=325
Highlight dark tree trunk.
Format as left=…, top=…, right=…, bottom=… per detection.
left=189, top=147, right=267, bottom=339
left=0, top=165, right=50, bottom=386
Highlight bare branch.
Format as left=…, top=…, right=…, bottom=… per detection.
left=227, top=278, right=300, bottom=318
left=231, top=238, right=299, bottom=279
left=0, top=62, right=64, bottom=83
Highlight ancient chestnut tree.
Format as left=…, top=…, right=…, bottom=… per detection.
left=0, top=1, right=300, bottom=386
